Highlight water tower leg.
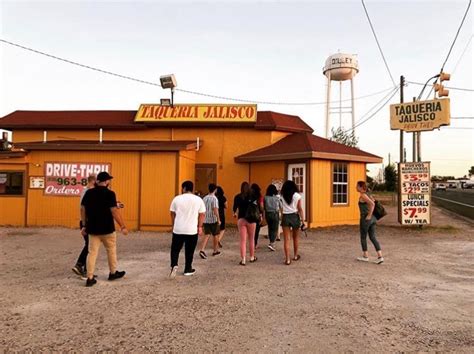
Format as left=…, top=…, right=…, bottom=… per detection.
left=350, top=78, right=355, bottom=132
left=325, top=74, right=331, bottom=138
left=339, top=81, right=342, bottom=128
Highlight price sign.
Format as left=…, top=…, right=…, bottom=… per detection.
left=399, top=162, right=431, bottom=225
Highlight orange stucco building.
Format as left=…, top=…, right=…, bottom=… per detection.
left=0, top=105, right=382, bottom=230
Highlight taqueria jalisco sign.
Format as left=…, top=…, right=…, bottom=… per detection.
left=390, top=98, right=450, bottom=132
left=135, top=104, right=257, bottom=123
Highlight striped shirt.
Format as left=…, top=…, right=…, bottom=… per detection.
left=203, top=194, right=219, bottom=223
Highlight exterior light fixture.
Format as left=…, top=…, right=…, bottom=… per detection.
left=160, top=98, right=172, bottom=106
left=160, top=74, right=177, bottom=107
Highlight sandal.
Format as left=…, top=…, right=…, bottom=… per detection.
left=284, top=259, right=291, bottom=265
left=239, top=261, right=246, bottom=266
left=250, top=256, right=258, bottom=263
left=293, top=255, right=301, bottom=261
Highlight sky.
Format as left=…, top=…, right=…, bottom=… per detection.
left=0, top=0, right=473, bottom=178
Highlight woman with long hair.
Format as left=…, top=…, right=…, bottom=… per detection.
left=264, top=184, right=281, bottom=251
left=250, top=183, right=264, bottom=248
left=216, top=186, right=227, bottom=248
left=356, top=181, right=383, bottom=264
left=280, top=180, right=305, bottom=265
left=233, top=182, right=257, bottom=265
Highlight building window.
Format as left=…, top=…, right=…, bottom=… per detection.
left=0, top=172, right=24, bottom=196
left=332, top=163, right=348, bottom=205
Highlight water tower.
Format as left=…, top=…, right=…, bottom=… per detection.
left=323, top=53, right=359, bottom=138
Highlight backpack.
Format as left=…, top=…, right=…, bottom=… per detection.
left=373, top=200, right=387, bottom=220
left=245, top=201, right=260, bottom=223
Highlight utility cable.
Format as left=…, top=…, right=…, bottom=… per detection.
left=0, top=38, right=395, bottom=106
left=361, top=0, right=396, bottom=86
left=426, top=0, right=472, bottom=99
left=407, top=81, right=474, bottom=92
left=344, top=86, right=400, bottom=133
left=452, top=35, right=473, bottom=75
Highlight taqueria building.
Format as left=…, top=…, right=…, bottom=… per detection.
left=0, top=104, right=382, bottom=230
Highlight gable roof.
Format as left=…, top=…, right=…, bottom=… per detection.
left=235, top=132, right=382, bottom=163
left=0, top=110, right=314, bottom=133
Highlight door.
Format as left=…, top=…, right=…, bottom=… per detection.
left=288, top=163, right=306, bottom=217
left=195, top=164, right=216, bottom=197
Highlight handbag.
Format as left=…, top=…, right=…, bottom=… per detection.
left=245, top=201, right=260, bottom=223
left=373, top=200, right=387, bottom=220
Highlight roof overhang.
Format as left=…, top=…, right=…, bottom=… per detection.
left=14, top=140, right=201, bottom=152
left=235, top=151, right=382, bottom=163
left=0, top=150, right=27, bottom=159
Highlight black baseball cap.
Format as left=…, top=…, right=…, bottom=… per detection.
left=97, top=171, right=113, bottom=182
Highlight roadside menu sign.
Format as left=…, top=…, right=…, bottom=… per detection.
left=44, top=162, right=111, bottom=196
left=399, top=162, right=431, bottom=225
left=134, top=104, right=257, bottom=123
left=390, top=98, right=450, bottom=132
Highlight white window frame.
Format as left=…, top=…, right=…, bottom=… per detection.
left=332, top=162, right=348, bottom=206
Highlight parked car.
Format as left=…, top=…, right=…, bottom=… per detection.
left=435, top=184, right=447, bottom=191
left=463, top=181, right=474, bottom=189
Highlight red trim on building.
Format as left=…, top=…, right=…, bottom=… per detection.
left=235, top=133, right=382, bottom=163
left=0, top=110, right=314, bottom=133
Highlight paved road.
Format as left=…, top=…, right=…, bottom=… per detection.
left=432, top=189, right=474, bottom=220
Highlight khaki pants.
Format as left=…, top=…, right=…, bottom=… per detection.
left=86, top=232, right=117, bottom=278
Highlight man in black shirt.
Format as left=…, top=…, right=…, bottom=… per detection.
left=81, top=171, right=128, bottom=287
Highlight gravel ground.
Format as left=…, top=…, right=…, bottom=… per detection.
left=0, top=205, right=473, bottom=352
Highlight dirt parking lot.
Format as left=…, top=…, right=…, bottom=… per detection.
left=0, top=205, right=473, bottom=352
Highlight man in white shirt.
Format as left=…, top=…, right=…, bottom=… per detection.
left=169, top=180, right=206, bottom=278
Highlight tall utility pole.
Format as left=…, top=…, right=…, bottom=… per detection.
left=398, top=75, right=405, bottom=222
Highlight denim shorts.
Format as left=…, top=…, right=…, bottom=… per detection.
left=281, top=213, right=301, bottom=229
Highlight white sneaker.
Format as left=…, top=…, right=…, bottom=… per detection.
left=268, top=244, right=276, bottom=251
left=169, top=266, right=178, bottom=279
left=357, top=256, right=369, bottom=262
left=374, top=257, right=384, bottom=264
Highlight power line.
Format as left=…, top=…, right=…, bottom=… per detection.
left=440, top=0, right=472, bottom=73
left=344, top=86, right=400, bottom=133
left=0, top=38, right=395, bottom=106
left=0, top=39, right=163, bottom=88
left=407, top=81, right=474, bottom=92
left=426, top=0, right=472, bottom=99
left=361, top=0, right=396, bottom=86
left=174, top=86, right=394, bottom=106
left=355, top=85, right=399, bottom=125
left=352, top=87, right=400, bottom=130
left=452, top=35, right=473, bottom=75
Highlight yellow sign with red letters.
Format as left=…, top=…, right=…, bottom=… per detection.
left=135, top=104, right=257, bottom=123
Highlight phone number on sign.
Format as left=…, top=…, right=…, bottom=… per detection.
left=54, top=177, right=88, bottom=186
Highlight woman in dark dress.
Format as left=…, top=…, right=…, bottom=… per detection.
left=216, top=186, right=227, bottom=248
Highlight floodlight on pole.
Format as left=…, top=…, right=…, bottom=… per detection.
left=160, top=74, right=177, bottom=107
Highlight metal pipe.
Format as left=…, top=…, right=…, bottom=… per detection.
left=325, top=73, right=331, bottom=138
left=351, top=78, right=355, bottom=132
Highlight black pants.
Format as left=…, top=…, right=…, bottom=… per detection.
left=170, top=233, right=198, bottom=271
left=360, top=216, right=381, bottom=252
left=254, top=221, right=261, bottom=246
left=76, top=221, right=89, bottom=270
left=265, top=211, right=280, bottom=243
